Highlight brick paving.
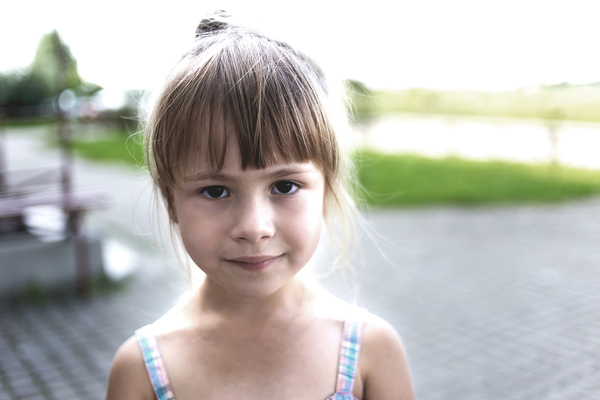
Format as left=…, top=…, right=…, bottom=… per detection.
left=354, top=202, right=600, bottom=400
left=1, top=128, right=600, bottom=399
left=0, top=260, right=182, bottom=400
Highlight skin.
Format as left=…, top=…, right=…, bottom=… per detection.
left=106, top=141, right=414, bottom=400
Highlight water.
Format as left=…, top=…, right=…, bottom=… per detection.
left=360, top=114, right=600, bottom=169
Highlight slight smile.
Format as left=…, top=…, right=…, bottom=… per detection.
left=226, top=255, right=282, bottom=271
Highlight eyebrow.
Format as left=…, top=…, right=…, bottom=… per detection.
left=183, top=166, right=314, bottom=182
left=184, top=172, right=234, bottom=182
left=268, top=166, right=314, bottom=179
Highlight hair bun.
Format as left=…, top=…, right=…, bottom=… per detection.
left=195, top=10, right=230, bottom=37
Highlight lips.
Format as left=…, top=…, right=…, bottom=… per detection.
left=226, top=255, right=281, bottom=271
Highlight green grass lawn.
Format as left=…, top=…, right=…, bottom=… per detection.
left=70, top=133, right=145, bottom=167
left=353, top=149, right=600, bottom=207
left=2, top=116, right=59, bottom=128
left=67, top=134, right=600, bottom=206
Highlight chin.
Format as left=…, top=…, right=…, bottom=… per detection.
left=200, top=264, right=304, bottom=300
left=222, top=275, right=298, bottom=299
left=230, top=284, right=285, bottom=299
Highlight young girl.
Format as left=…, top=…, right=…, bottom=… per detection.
left=106, top=13, right=413, bottom=400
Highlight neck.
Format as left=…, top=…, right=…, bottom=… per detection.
left=194, top=276, right=313, bottom=323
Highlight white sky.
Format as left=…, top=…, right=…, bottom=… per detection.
left=2, top=0, right=599, bottom=94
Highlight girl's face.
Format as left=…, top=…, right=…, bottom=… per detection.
left=171, top=139, right=325, bottom=299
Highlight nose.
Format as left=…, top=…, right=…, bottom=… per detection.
left=230, top=194, right=275, bottom=243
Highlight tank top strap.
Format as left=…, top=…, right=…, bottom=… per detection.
left=334, top=307, right=368, bottom=394
left=135, top=325, right=176, bottom=400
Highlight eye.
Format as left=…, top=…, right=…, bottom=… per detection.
left=201, top=186, right=229, bottom=199
left=272, top=181, right=299, bottom=194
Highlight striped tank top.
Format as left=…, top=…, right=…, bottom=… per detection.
left=135, top=311, right=366, bottom=400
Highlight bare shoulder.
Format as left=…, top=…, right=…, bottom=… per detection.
left=105, top=336, right=155, bottom=400
left=359, top=313, right=414, bottom=400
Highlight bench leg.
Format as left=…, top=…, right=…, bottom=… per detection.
left=68, top=211, right=91, bottom=298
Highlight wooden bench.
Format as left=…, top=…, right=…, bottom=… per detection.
left=0, top=167, right=109, bottom=296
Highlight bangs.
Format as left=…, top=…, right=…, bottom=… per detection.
left=149, top=32, right=339, bottom=188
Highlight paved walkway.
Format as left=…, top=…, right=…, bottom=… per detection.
left=1, top=127, right=600, bottom=399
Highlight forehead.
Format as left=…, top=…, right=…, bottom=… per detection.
left=180, top=136, right=323, bottom=182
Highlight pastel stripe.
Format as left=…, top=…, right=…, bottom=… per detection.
left=335, top=318, right=363, bottom=393
left=135, top=327, right=176, bottom=400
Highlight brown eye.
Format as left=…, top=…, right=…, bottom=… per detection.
left=202, top=186, right=228, bottom=199
left=272, top=181, right=298, bottom=194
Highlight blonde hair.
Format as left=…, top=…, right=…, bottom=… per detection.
left=145, top=12, right=357, bottom=278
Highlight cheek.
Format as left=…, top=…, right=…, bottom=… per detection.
left=305, top=215, right=323, bottom=254
left=175, top=202, right=223, bottom=262
left=179, top=221, right=223, bottom=271
left=286, top=192, right=324, bottom=254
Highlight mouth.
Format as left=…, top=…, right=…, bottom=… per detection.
left=226, top=255, right=282, bottom=271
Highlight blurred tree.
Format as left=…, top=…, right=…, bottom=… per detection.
left=0, top=70, right=52, bottom=109
left=0, top=30, right=101, bottom=116
left=31, top=30, right=81, bottom=96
